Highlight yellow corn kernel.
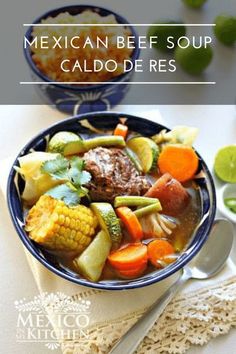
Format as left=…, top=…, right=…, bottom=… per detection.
left=25, top=195, right=98, bottom=253
left=58, top=215, right=65, bottom=225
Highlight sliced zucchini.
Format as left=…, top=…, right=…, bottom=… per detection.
left=90, top=202, right=122, bottom=249
left=114, top=196, right=160, bottom=208
left=48, top=131, right=85, bottom=156
left=73, top=230, right=111, bottom=282
left=127, top=137, right=159, bottom=173
left=84, top=136, right=126, bottom=150
left=125, top=148, right=143, bottom=172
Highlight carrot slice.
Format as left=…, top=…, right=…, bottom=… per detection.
left=116, top=206, right=143, bottom=241
left=147, top=239, right=174, bottom=268
left=114, top=124, right=128, bottom=139
left=116, top=262, right=147, bottom=279
left=158, top=145, right=199, bottom=183
left=108, top=243, right=148, bottom=270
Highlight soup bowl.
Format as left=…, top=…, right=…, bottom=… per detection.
left=23, top=5, right=140, bottom=115
left=7, top=112, right=216, bottom=290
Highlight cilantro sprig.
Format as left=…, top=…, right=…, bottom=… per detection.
left=41, top=155, right=91, bottom=206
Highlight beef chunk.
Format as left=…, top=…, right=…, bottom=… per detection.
left=83, top=147, right=151, bottom=202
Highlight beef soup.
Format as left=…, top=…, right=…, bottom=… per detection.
left=16, top=123, right=201, bottom=283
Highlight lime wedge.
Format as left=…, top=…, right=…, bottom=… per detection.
left=214, top=145, right=236, bottom=183
left=174, top=39, right=213, bottom=75
left=148, top=21, right=186, bottom=52
left=182, top=0, right=207, bottom=8
left=214, top=15, right=236, bottom=46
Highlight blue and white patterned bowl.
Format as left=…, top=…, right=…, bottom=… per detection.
left=23, top=5, right=140, bottom=114
left=7, top=112, right=216, bottom=290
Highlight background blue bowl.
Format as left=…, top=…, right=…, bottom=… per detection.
left=24, top=5, right=140, bottom=114
left=7, top=112, right=216, bottom=290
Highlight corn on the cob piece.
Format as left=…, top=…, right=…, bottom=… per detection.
left=25, top=195, right=98, bottom=253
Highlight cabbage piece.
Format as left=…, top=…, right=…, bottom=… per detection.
left=15, top=152, right=62, bottom=206
left=152, top=126, right=198, bottom=147
left=140, top=213, right=178, bottom=238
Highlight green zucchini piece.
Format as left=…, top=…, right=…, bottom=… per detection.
left=125, top=148, right=143, bottom=172
left=91, top=202, right=122, bottom=249
left=84, top=136, right=126, bottom=150
left=73, top=230, right=111, bottom=282
left=114, top=196, right=160, bottom=208
left=134, top=202, right=162, bottom=218
left=127, top=137, right=159, bottom=173
left=48, top=131, right=85, bottom=155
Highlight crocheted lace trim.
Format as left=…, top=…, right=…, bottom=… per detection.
left=61, top=276, right=236, bottom=354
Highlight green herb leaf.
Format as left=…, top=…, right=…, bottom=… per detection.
left=42, top=154, right=91, bottom=205
left=68, top=156, right=84, bottom=185
left=79, top=171, right=92, bottom=185
left=68, top=156, right=91, bottom=187
left=46, top=183, right=80, bottom=206
left=41, top=156, right=69, bottom=180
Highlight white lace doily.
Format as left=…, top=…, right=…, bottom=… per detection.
left=61, top=276, right=236, bottom=354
